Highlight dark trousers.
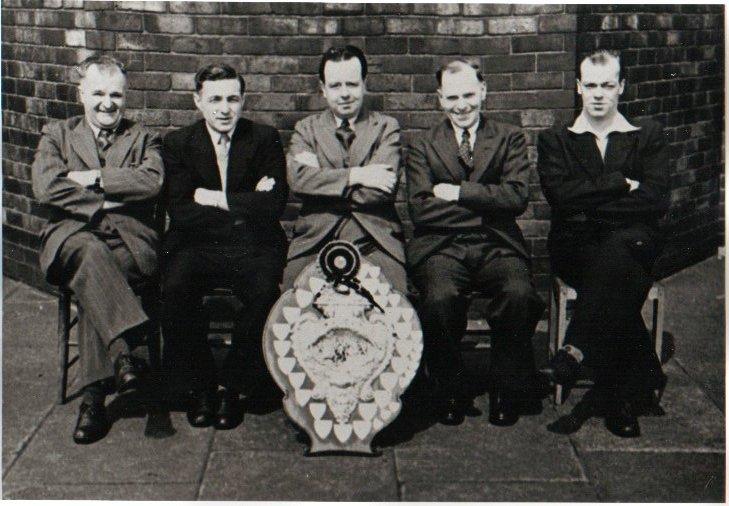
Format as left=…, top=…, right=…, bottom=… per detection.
left=549, top=223, right=665, bottom=402
left=55, top=224, right=149, bottom=389
left=412, top=236, right=545, bottom=397
left=162, top=243, right=284, bottom=394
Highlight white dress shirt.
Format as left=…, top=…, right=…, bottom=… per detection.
left=450, top=119, right=479, bottom=151
left=205, top=121, right=237, bottom=192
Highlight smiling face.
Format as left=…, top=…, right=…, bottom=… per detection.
left=194, top=78, right=244, bottom=134
left=577, top=59, right=625, bottom=121
left=78, top=65, right=127, bottom=131
left=438, top=66, right=486, bottom=130
left=320, top=57, right=365, bottom=120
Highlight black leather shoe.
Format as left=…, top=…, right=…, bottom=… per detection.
left=114, top=354, right=141, bottom=394
left=186, top=390, right=216, bottom=428
left=214, top=389, right=242, bottom=430
left=488, top=390, right=519, bottom=427
left=439, top=398, right=465, bottom=426
left=539, top=349, right=581, bottom=386
left=73, top=402, right=108, bottom=444
left=605, top=400, right=640, bottom=438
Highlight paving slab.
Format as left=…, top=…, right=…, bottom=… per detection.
left=3, top=300, right=58, bottom=351
left=3, top=282, right=55, bottom=302
left=3, top=402, right=213, bottom=486
left=212, top=407, right=307, bottom=453
left=3, top=483, right=198, bottom=500
left=2, top=277, right=20, bottom=298
left=400, top=480, right=600, bottom=502
left=567, top=385, right=724, bottom=452
left=199, top=449, right=400, bottom=501
left=581, top=450, right=725, bottom=502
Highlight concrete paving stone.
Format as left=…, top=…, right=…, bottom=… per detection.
left=4, top=283, right=55, bottom=302
left=3, top=402, right=213, bottom=485
left=582, top=450, right=725, bottom=502
left=567, top=385, right=724, bottom=452
left=3, top=483, right=198, bottom=500
left=199, top=450, right=399, bottom=501
left=401, top=480, right=600, bottom=502
left=3, top=300, right=59, bottom=351
left=3, top=278, right=21, bottom=298
left=212, top=407, right=307, bottom=453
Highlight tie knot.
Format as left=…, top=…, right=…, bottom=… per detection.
left=98, top=129, right=112, bottom=139
left=461, top=128, right=470, bottom=142
left=218, top=132, right=230, bottom=146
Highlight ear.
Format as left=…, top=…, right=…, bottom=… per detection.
left=576, top=78, right=583, bottom=95
left=479, top=81, right=487, bottom=101
left=618, top=79, right=626, bottom=96
left=192, top=92, right=202, bottom=112
left=319, top=80, right=326, bottom=96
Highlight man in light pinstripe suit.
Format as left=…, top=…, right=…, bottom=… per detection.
left=31, top=55, right=164, bottom=444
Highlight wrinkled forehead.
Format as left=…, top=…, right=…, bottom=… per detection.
left=579, top=59, right=620, bottom=83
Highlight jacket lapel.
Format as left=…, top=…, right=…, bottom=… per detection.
left=470, top=118, right=501, bottom=182
left=69, top=120, right=101, bottom=170
left=349, top=110, right=380, bottom=169
left=226, top=119, right=254, bottom=190
left=604, top=130, right=638, bottom=174
left=104, top=119, right=140, bottom=169
left=192, top=120, right=223, bottom=190
left=313, top=110, right=346, bottom=169
left=567, top=131, right=605, bottom=178
left=431, top=119, right=466, bottom=181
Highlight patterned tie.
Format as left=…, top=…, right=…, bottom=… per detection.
left=336, top=118, right=356, bottom=153
left=458, top=128, right=473, bottom=170
left=216, top=132, right=230, bottom=192
left=96, top=129, right=113, bottom=167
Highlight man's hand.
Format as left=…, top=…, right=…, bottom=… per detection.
left=349, top=164, right=397, bottom=193
left=625, top=178, right=640, bottom=191
left=433, top=183, right=460, bottom=202
left=102, top=201, right=123, bottom=210
left=293, top=151, right=321, bottom=168
left=255, top=176, right=276, bottom=192
left=194, top=188, right=225, bottom=207
left=67, top=170, right=100, bottom=187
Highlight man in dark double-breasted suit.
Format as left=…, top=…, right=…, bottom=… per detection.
left=538, top=50, right=670, bottom=438
left=407, top=59, right=545, bottom=427
left=283, top=45, right=406, bottom=292
left=32, top=55, right=164, bottom=444
left=162, top=63, right=288, bottom=430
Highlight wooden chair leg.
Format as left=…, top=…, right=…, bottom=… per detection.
left=653, top=286, right=665, bottom=363
left=58, top=290, right=71, bottom=405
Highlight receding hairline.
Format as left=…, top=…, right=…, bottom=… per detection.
left=579, top=52, right=621, bottom=80
left=437, top=59, right=484, bottom=88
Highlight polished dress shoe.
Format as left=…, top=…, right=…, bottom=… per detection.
left=186, top=390, right=216, bottom=428
left=114, top=354, right=141, bottom=394
left=438, top=398, right=465, bottom=426
left=605, top=400, right=640, bottom=438
left=539, top=349, right=581, bottom=387
left=73, top=402, right=109, bottom=444
left=215, top=389, right=242, bottom=430
left=488, top=390, right=519, bottom=427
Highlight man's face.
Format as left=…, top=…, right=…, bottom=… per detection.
left=320, top=58, right=365, bottom=120
left=438, top=68, right=486, bottom=130
left=194, top=78, right=243, bottom=134
left=79, top=65, right=127, bottom=130
left=577, top=60, right=625, bottom=120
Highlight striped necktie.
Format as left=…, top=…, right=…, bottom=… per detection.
left=96, top=129, right=113, bottom=167
left=458, top=128, right=473, bottom=170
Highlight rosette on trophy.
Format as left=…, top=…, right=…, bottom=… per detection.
left=263, top=241, right=423, bottom=454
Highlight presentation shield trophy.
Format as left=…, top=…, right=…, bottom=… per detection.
left=263, top=241, right=423, bottom=454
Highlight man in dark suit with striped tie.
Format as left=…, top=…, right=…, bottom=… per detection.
left=406, top=59, right=545, bottom=427
left=32, top=55, right=164, bottom=444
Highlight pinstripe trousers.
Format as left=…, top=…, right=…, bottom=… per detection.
left=55, top=218, right=150, bottom=389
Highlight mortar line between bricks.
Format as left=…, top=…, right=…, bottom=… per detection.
left=671, top=357, right=724, bottom=413
left=194, top=430, right=216, bottom=501
left=2, top=400, right=57, bottom=481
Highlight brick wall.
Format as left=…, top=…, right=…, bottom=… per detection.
left=1, top=2, right=723, bottom=294
left=576, top=4, right=725, bottom=274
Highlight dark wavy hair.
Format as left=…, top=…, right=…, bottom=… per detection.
left=318, top=45, right=368, bottom=83
left=194, top=63, right=246, bottom=94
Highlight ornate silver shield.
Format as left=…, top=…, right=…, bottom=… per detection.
left=263, top=241, right=423, bottom=454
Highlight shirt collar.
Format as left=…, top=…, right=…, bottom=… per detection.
left=450, top=117, right=480, bottom=141
left=334, top=112, right=360, bottom=128
left=568, top=111, right=640, bottom=137
left=205, top=120, right=237, bottom=146
left=87, top=121, right=120, bottom=139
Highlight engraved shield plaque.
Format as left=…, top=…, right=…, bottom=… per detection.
left=263, top=241, right=423, bottom=454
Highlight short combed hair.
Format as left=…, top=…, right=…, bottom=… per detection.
left=76, top=54, right=126, bottom=79
left=194, top=63, right=246, bottom=94
left=435, top=58, right=484, bottom=87
left=579, top=50, right=623, bottom=80
left=318, top=45, right=368, bottom=83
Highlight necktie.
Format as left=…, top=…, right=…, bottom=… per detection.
left=216, top=132, right=230, bottom=192
left=336, top=118, right=356, bottom=153
left=458, top=128, right=473, bottom=170
left=96, top=129, right=113, bottom=167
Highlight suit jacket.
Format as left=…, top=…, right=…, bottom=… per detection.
left=163, top=118, right=288, bottom=258
left=537, top=118, right=670, bottom=245
left=406, top=116, right=531, bottom=268
left=32, top=116, right=164, bottom=284
left=286, top=109, right=405, bottom=263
